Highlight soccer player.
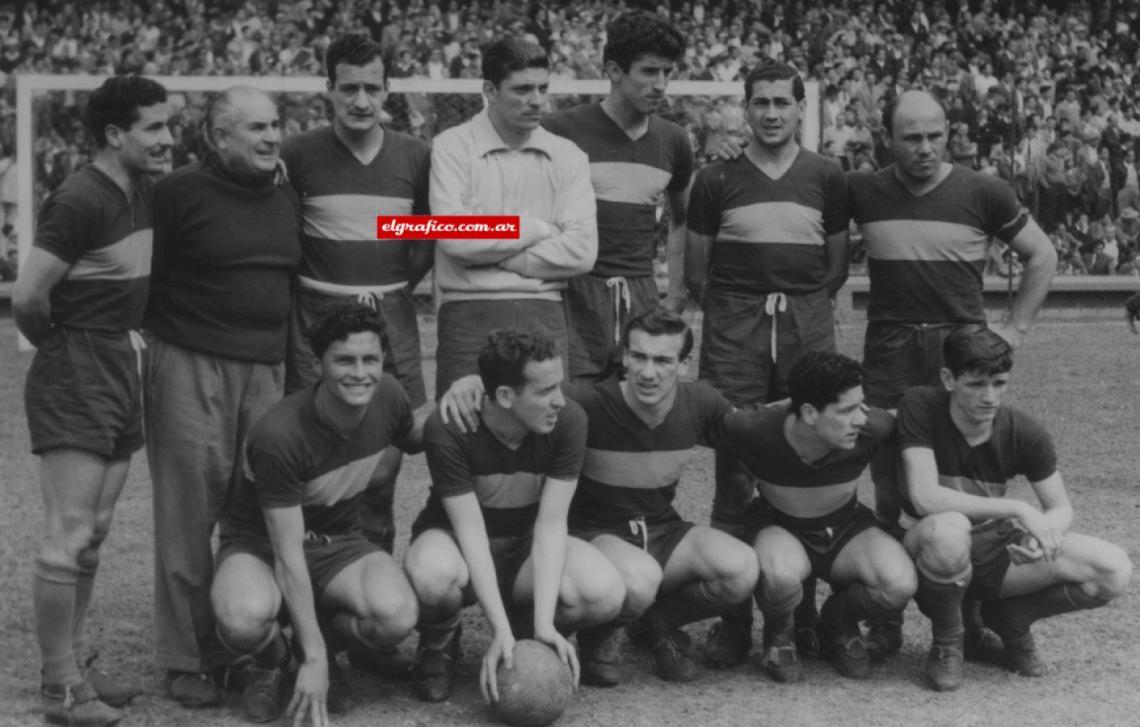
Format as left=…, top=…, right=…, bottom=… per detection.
left=849, top=89, right=1057, bottom=659
left=146, top=85, right=302, bottom=707
left=542, top=10, right=693, bottom=381
left=15, top=74, right=170, bottom=727
left=710, top=352, right=915, bottom=682
left=899, top=328, right=1131, bottom=691
left=429, top=37, right=597, bottom=396
left=440, top=310, right=760, bottom=686
left=686, top=61, right=850, bottom=667
left=404, top=329, right=624, bottom=703
left=210, top=304, right=422, bottom=723
left=281, top=35, right=431, bottom=645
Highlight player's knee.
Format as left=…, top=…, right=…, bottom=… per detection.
left=620, top=561, right=663, bottom=615
left=757, top=554, right=807, bottom=597
left=364, top=584, right=420, bottom=637
left=214, top=594, right=278, bottom=650
left=874, top=561, right=918, bottom=608
left=714, top=543, right=760, bottom=600
left=910, top=513, right=971, bottom=576
left=405, top=547, right=464, bottom=607
left=1093, top=543, right=1133, bottom=600
left=566, top=569, right=626, bottom=623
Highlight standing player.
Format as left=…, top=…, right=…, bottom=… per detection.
left=849, top=89, right=1056, bottom=659
left=429, top=38, right=597, bottom=396
left=146, top=86, right=302, bottom=707
left=542, top=10, right=693, bottom=381
left=710, top=352, right=915, bottom=683
left=281, top=34, right=431, bottom=630
left=440, top=310, right=760, bottom=686
left=404, top=329, right=624, bottom=703
left=210, top=305, right=421, bottom=723
left=15, top=75, right=170, bottom=727
left=686, top=62, right=850, bottom=667
left=899, top=328, right=1131, bottom=691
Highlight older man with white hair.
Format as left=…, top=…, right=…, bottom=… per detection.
left=144, top=85, right=302, bottom=708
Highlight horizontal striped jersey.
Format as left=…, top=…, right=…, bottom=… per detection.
left=543, top=103, right=692, bottom=278
left=850, top=165, right=1029, bottom=324
left=222, top=375, right=414, bottom=539
left=34, top=165, right=152, bottom=331
left=419, top=399, right=587, bottom=538
left=897, top=386, right=1057, bottom=522
left=710, top=401, right=894, bottom=520
left=281, top=126, right=430, bottom=286
left=568, top=378, right=733, bottom=524
left=688, top=149, right=849, bottom=295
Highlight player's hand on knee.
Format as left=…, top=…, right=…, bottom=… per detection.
left=535, top=626, right=580, bottom=690
left=1008, top=534, right=1046, bottom=565
left=288, top=660, right=329, bottom=727
left=1017, top=509, right=1062, bottom=561
left=440, top=375, right=485, bottom=433
left=480, top=630, right=517, bottom=704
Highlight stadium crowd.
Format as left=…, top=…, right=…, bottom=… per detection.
left=1, top=0, right=1140, bottom=277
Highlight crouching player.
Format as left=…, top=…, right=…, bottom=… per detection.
left=711, top=352, right=915, bottom=682
left=404, top=329, right=625, bottom=704
left=900, top=328, right=1132, bottom=691
left=210, top=305, right=423, bottom=724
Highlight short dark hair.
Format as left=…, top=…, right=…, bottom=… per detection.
left=481, top=38, right=548, bottom=86
left=602, top=10, right=685, bottom=72
left=788, top=351, right=864, bottom=416
left=85, top=75, right=167, bottom=148
left=325, top=33, right=386, bottom=85
left=308, top=303, right=386, bottom=360
left=478, top=328, right=558, bottom=393
left=744, top=61, right=805, bottom=103
left=883, top=91, right=947, bottom=138
left=622, top=307, right=694, bottom=360
left=942, top=327, right=1013, bottom=378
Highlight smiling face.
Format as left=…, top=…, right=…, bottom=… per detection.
left=319, top=331, right=384, bottom=408
left=942, top=368, right=1009, bottom=426
left=485, top=66, right=549, bottom=137
left=746, top=78, right=802, bottom=150
left=803, top=386, right=869, bottom=450
left=214, top=90, right=281, bottom=176
left=113, top=101, right=172, bottom=176
left=623, top=329, right=687, bottom=410
left=328, top=58, right=387, bottom=136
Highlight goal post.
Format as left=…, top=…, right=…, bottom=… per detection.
left=13, top=73, right=818, bottom=348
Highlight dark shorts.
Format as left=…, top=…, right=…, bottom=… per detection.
left=286, top=286, right=426, bottom=406
left=435, top=298, right=568, bottom=399
left=570, top=510, right=695, bottom=569
left=862, top=321, right=984, bottom=409
left=699, top=287, right=836, bottom=406
left=745, top=498, right=880, bottom=581
left=410, top=526, right=533, bottom=606
left=564, top=274, right=659, bottom=382
left=216, top=531, right=381, bottom=597
left=25, top=328, right=144, bottom=459
left=967, top=518, right=1023, bottom=602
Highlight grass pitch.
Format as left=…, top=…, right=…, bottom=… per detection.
left=1, top=316, right=1138, bottom=726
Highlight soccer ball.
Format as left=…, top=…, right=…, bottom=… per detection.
left=492, top=639, right=574, bottom=727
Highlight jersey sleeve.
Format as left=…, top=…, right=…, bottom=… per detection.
left=896, top=387, right=940, bottom=450
left=547, top=398, right=587, bottom=480
left=244, top=420, right=307, bottom=509
left=423, top=411, right=476, bottom=499
left=693, top=381, right=735, bottom=447
left=703, top=406, right=754, bottom=457
left=34, top=191, right=95, bottom=265
left=412, top=140, right=432, bottom=216
left=863, top=406, right=897, bottom=449
left=686, top=166, right=721, bottom=237
left=1012, top=412, right=1058, bottom=483
left=381, top=376, right=420, bottom=454
left=667, top=124, right=695, bottom=193
left=981, top=176, right=1030, bottom=242
left=821, top=161, right=851, bottom=235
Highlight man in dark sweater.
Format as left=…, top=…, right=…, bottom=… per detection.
left=144, top=85, right=302, bottom=708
